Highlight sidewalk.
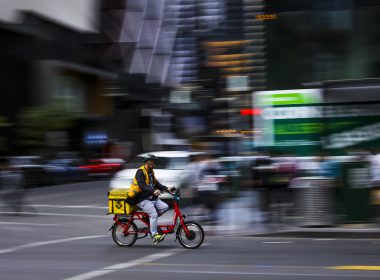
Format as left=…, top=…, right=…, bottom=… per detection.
left=181, top=191, right=380, bottom=239
left=249, top=223, right=380, bottom=239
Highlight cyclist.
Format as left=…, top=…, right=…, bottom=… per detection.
left=132, top=154, right=175, bottom=244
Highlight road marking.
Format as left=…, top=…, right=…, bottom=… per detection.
left=0, top=212, right=108, bottom=218
left=63, top=248, right=181, bottom=280
left=0, top=235, right=107, bottom=255
left=262, top=241, right=293, bottom=244
left=0, top=204, right=107, bottom=209
left=0, top=221, right=58, bottom=226
left=142, top=262, right=314, bottom=269
left=329, top=266, right=380, bottom=271
left=313, top=239, right=336, bottom=241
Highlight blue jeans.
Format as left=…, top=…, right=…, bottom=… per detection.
left=137, top=198, right=169, bottom=236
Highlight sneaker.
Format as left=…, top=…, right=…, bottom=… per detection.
left=152, top=233, right=165, bottom=244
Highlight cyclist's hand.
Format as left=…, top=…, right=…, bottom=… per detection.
left=154, top=189, right=161, bottom=196
left=167, top=186, right=176, bottom=194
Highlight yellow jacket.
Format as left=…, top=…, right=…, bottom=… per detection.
left=128, top=165, right=156, bottom=199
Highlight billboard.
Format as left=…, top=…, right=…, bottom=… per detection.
left=253, top=87, right=380, bottom=155
left=253, top=89, right=323, bottom=155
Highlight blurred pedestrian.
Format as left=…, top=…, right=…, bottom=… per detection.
left=369, top=149, right=380, bottom=221
left=270, top=155, right=298, bottom=221
left=196, top=154, right=223, bottom=222
left=0, top=157, right=26, bottom=214
left=251, top=155, right=274, bottom=222
left=181, top=153, right=202, bottom=208
left=369, top=149, right=380, bottom=187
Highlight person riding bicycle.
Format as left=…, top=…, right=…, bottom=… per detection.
left=133, top=154, right=175, bottom=244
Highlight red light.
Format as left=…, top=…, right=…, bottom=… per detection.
left=240, top=109, right=262, bottom=116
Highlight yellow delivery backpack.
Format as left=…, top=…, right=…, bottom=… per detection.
left=108, top=188, right=137, bottom=215
left=108, top=166, right=154, bottom=214
left=127, top=165, right=156, bottom=199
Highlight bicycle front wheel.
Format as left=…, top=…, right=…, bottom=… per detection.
left=112, top=221, right=137, bottom=247
left=177, top=221, right=204, bottom=249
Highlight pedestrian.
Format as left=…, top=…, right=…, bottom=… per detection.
left=196, top=154, right=223, bottom=222
left=369, top=148, right=380, bottom=187
left=181, top=153, right=202, bottom=209
left=0, top=157, right=26, bottom=214
left=251, top=155, right=274, bottom=223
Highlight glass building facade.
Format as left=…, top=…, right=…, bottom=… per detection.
left=264, top=0, right=380, bottom=89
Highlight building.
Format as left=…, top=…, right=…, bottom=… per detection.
left=0, top=2, right=117, bottom=156
left=264, top=0, right=380, bottom=89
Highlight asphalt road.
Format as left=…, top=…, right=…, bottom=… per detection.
left=0, top=180, right=379, bottom=280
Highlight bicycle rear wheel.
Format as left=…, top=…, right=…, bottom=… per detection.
left=112, top=221, right=137, bottom=247
left=176, top=221, right=204, bottom=249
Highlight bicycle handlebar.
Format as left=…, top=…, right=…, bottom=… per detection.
left=168, top=188, right=180, bottom=198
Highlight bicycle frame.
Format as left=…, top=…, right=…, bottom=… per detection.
left=112, top=194, right=190, bottom=237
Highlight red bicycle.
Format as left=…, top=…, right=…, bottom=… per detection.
left=110, top=190, right=204, bottom=249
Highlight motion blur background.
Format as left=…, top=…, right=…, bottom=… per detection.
left=1, top=0, right=380, bottom=227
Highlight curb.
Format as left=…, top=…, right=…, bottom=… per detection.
left=250, top=230, right=380, bottom=239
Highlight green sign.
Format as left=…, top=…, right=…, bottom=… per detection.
left=323, top=102, right=380, bottom=153
left=253, top=89, right=323, bottom=155
left=257, top=92, right=322, bottom=106
left=254, top=89, right=380, bottom=155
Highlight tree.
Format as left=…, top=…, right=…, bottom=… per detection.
left=17, top=107, right=78, bottom=155
left=0, top=115, right=10, bottom=154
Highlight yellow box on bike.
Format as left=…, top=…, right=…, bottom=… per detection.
left=108, top=188, right=137, bottom=214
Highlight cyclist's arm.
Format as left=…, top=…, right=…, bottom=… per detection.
left=157, top=182, right=176, bottom=194
left=154, top=179, right=168, bottom=192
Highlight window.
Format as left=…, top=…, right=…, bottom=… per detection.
left=53, top=75, right=85, bottom=113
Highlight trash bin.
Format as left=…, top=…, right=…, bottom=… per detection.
left=339, top=161, right=371, bottom=223
left=291, top=177, right=335, bottom=227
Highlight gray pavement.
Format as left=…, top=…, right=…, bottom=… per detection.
left=1, top=181, right=379, bottom=280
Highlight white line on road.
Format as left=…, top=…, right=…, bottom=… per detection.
left=0, top=204, right=107, bottom=209
left=0, top=221, right=58, bottom=226
left=313, top=239, right=336, bottom=241
left=0, top=235, right=107, bottom=255
left=63, top=248, right=182, bottom=280
left=0, top=212, right=109, bottom=218
left=262, top=241, right=294, bottom=244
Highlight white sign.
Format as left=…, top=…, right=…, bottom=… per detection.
left=170, top=90, right=191, bottom=103
left=227, top=76, right=249, bottom=92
